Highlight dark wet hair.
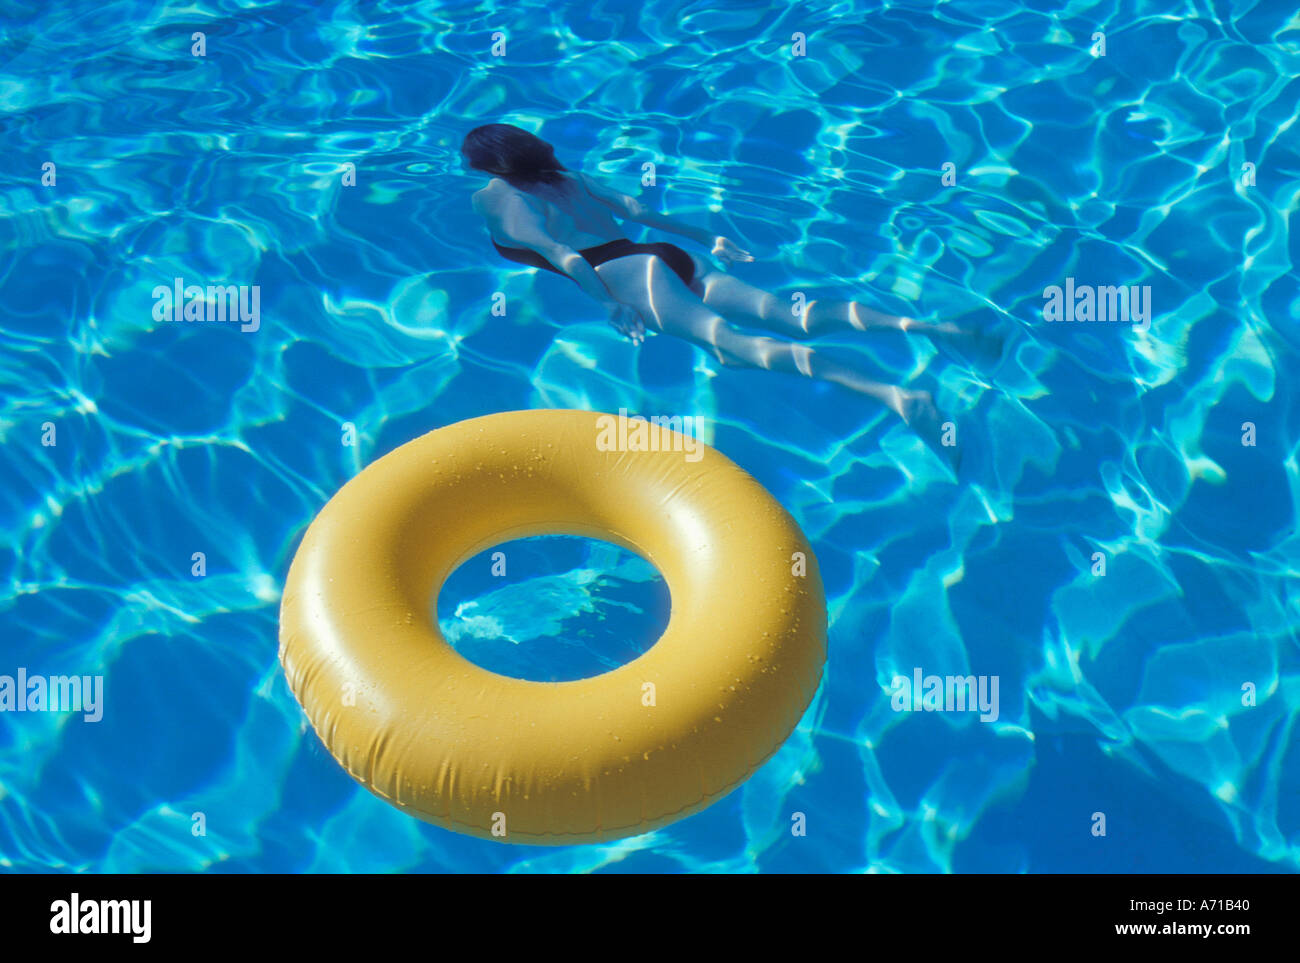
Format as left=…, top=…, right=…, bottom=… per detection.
left=461, top=124, right=569, bottom=188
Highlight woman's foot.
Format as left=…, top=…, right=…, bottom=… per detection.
left=900, top=317, right=1004, bottom=365
left=945, top=327, right=1005, bottom=366
left=898, top=388, right=941, bottom=436
left=898, top=389, right=960, bottom=469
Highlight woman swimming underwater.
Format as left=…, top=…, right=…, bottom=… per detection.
left=464, top=123, right=994, bottom=443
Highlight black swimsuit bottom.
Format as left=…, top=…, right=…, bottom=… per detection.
left=492, top=238, right=696, bottom=287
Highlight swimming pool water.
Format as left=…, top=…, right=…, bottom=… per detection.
left=438, top=536, right=671, bottom=683
left=1, top=0, right=1297, bottom=872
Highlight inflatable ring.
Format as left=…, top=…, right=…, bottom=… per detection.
left=279, top=409, right=826, bottom=844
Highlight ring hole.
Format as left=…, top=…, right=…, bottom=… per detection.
left=435, top=535, right=671, bottom=682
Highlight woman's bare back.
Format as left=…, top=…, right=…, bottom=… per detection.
left=473, top=174, right=625, bottom=250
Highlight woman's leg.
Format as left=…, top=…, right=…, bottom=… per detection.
left=594, top=255, right=944, bottom=439
left=677, top=311, right=945, bottom=441
left=686, top=260, right=993, bottom=352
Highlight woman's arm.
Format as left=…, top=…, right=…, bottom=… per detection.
left=576, top=173, right=752, bottom=263
left=576, top=173, right=714, bottom=245
left=545, top=246, right=622, bottom=306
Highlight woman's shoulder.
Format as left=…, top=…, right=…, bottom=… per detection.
left=476, top=176, right=562, bottom=200
left=473, top=175, right=583, bottom=222
left=472, top=177, right=525, bottom=212
left=474, top=176, right=510, bottom=197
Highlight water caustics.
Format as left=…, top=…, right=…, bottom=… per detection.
left=0, top=0, right=1297, bottom=872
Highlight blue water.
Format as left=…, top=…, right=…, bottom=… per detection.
left=1, top=0, right=1297, bottom=873
left=438, top=536, right=670, bottom=682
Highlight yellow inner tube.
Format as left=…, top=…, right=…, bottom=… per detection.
left=279, top=409, right=826, bottom=844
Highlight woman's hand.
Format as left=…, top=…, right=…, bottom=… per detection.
left=605, top=302, right=647, bottom=345
left=711, top=236, right=754, bottom=265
